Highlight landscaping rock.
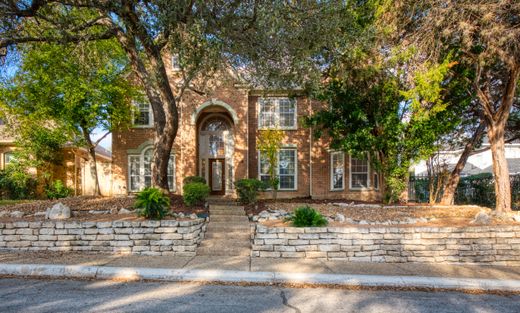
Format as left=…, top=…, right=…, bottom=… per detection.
left=471, top=211, right=491, bottom=225
left=0, top=210, right=8, bottom=217
left=46, top=203, right=71, bottom=220
left=118, top=208, right=133, bottom=215
left=334, top=213, right=346, bottom=223
left=33, top=211, right=47, bottom=217
left=189, top=213, right=198, bottom=220
left=10, top=211, right=24, bottom=218
left=359, top=220, right=368, bottom=225
left=513, top=215, right=520, bottom=223
left=88, top=210, right=110, bottom=215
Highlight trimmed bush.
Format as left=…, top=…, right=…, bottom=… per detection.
left=183, top=182, right=210, bottom=206
left=45, top=180, right=72, bottom=199
left=183, top=176, right=206, bottom=185
left=0, top=168, right=37, bottom=200
left=289, top=206, right=328, bottom=227
left=235, top=178, right=267, bottom=204
left=134, top=187, right=170, bottom=220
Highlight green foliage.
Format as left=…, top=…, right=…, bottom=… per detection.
left=183, top=182, right=210, bottom=207
left=289, top=206, right=328, bottom=227
left=235, top=179, right=267, bottom=204
left=45, top=180, right=72, bottom=200
left=134, top=187, right=170, bottom=220
left=257, top=129, right=284, bottom=198
left=183, top=176, right=206, bottom=186
left=306, top=58, right=463, bottom=203
left=0, top=166, right=37, bottom=200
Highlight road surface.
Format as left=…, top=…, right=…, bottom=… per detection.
left=0, top=278, right=519, bottom=312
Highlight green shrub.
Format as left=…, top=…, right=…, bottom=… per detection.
left=289, top=206, right=328, bottom=227
left=183, top=182, right=210, bottom=206
left=134, top=187, right=170, bottom=220
left=45, top=180, right=72, bottom=199
left=0, top=168, right=37, bottom=200
left=235, top=178, right=267, bottom=204
left=183, top=176, right=206, bottom=185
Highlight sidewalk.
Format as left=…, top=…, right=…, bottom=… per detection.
left=1, top=252, right=520, bottom=292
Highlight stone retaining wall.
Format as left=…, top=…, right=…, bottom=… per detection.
left=252, top=224, right=520, bottom=265
left=0, top=219, right=206, bottom=256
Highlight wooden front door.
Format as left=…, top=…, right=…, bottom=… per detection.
left=209, top=158, right=225, bottom=195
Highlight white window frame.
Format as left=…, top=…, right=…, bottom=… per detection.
left=171, top=54, right=181, bottom=71
left=349, top=155, right=370, bottom=190
left=128, top=147, right=175, bottom=192
left=330, top=151, right=345, bottom=191
left=258, top=97, right=297, bottom=130
left=258, top=148, right=298, bottom=191
left=132, top=102, right=154, bottom=128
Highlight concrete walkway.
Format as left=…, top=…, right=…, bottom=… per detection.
left=1, top=252, right=520, bottom=292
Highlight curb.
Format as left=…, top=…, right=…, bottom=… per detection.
left=1, top=263, right=519, bottom=292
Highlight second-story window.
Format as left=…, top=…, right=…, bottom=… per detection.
left=258, top=97, right=297, bottom=129
left=134, top=102, right=153, bottom=127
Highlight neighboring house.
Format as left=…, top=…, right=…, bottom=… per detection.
left=0, top=119, right=112, bottom=196
left=411, top=141, right=520, bottom=177
left=111, top=57, right=382, bottom=201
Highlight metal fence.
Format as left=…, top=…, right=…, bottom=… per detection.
left=409, top=174, right=520, bottom=209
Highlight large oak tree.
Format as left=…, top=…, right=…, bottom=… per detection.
left=0, top=1, right=344, bottom=193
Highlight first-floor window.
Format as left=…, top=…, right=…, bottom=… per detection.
left=259, top=148, right=297, bottom=190
left=350, top=156, right=369, bottom=189
left=129, top=147, right=175, bottom=192
left=330, top=151, right=345, bottom=190
left=4, top=152, right=15, bottom=166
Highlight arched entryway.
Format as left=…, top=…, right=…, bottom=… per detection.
left=197, top=113, right=235, bottom=196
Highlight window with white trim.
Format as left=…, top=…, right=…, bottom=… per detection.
left=128, top=147, right=175, bottom=192
left=330, top=151, right=345, bottom=190
left=259, top=148, right=297, bottom=190
left=258, top=98, right=297, bottom=129
left=172, top=54, right=181, bottom=71
left=3, top=152, right=15, bottom=168
left=350, top=156, right=369, bottom=189
left=133, top=102, right=152, bottom=127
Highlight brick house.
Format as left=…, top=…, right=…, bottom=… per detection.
left=111, top=58, right=382, bottom=201
left=0, top=119, right=112, bottom=196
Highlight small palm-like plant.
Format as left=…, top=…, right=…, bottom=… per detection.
left=134, top=187, right=170, bottom=220
left=290, top=206, right=328, bottom=227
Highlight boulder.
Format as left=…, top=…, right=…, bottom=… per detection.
left=10, top=211, right=24, bottom=218
left=334, top=213, right=346, bottom=222
left=513, top=215, right=520, bottom=223
left=33, top=211, right=47, bottom=217
left=0, top=210, right=8, bottom=217
left=46, top=203, right=71, bottom=220
left=471, top=211, right=491, bottom=225
left=189, top=213, right=198, bottom=220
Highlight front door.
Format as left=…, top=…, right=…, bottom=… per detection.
left=209, top=158, right=225, bottom=195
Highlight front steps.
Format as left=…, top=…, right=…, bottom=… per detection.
left=197, top=204, right=251, bottom=257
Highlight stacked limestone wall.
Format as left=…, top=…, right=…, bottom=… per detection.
left=0, top=219, right=206, bottom=257
left=252, top=224, right=520, bottom=265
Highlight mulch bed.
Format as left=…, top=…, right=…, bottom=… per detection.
left=0, top=194, right=206, bottom=222
left=246, top=199, right=520, bottom=227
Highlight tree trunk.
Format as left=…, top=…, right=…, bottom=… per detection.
left=488, top=124, right=511, bottom=212
left=475, top=65, right=519, bottom=212
left=113, top=7, right=179, bottom=193
left=440, top=122, right=485, bottom=205
left=82, top=129, right=101, bottom=197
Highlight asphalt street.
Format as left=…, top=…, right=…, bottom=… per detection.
left=0, top=278, right=519, bottom=313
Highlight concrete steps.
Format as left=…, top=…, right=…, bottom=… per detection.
left=197, top=204, right=251, bottom=257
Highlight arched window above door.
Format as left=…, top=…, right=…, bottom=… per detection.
left=201, top=117, right=229, bottom=131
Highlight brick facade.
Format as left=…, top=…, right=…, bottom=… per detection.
left=112, top=63, right=383, bottom=201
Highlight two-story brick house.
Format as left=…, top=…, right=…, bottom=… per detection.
left=111, top=58, right=382, bottom=201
